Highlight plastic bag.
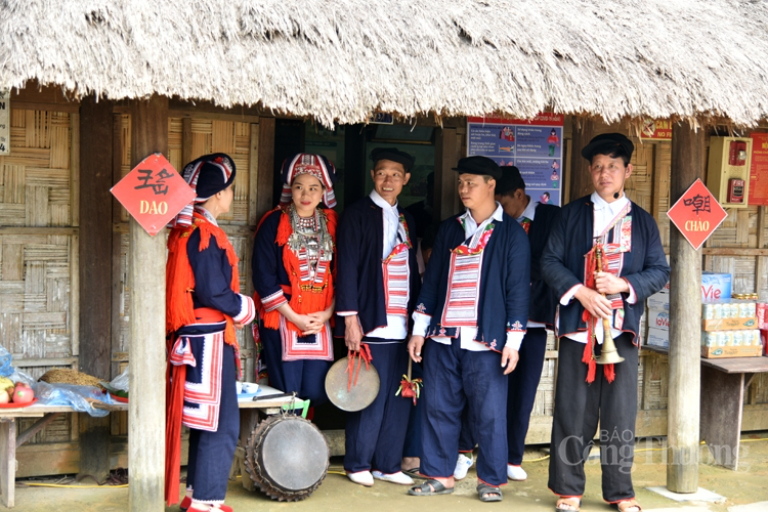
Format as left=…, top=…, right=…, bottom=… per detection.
left=109, top=365, right=129, bottom=392
left=34, top=381, right=114, bottom=418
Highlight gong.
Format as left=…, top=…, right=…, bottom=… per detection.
left=244, top=414, right=329, bottom=501
left=324, top=356, right=380, bottom=412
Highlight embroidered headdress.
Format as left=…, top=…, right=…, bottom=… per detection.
left=278, top=153, right=337, bottom=208
left=169, top=153, right=236, bottom=228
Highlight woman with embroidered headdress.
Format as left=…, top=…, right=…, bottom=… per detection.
left=252, top=153, right=338, bottom=405
left=165, top=154, right=256, bottom=512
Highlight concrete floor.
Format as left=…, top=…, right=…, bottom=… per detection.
left=11, top=433, right=768, bottom=512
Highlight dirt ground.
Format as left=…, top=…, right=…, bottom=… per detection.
left=12, top=433, right=768, bottom=512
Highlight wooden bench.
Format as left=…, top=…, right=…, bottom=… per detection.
left=643, top=345, right=768, bottom=470
left=0, top=402, right=128, bottom=509
left=0, top=386, right=303, bottom=508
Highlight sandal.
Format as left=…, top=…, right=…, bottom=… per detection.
left=407, top=479, right=454, bottom=496
left=555, top=497, right=581, bottom=512
left=477, top=483, right=503, bottom=502
left=403, top=467, right=427, bottom=479
left=613, top=498, right=642, bottom=512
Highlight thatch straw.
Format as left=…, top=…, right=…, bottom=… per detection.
left=39, top=369, right=104, bottom=388
left=2, top=1, right=768, bottom=127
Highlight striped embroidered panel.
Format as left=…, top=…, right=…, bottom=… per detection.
left=441, top=252, right=484, bottom=327
left=383, top=247, right=410, bottom=316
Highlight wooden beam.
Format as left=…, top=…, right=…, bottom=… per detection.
left=255, top=117, right=276, bottom=222
left=78, top=95, right=114, bottom=381
left=702, top=248, right=768, bottom=256
left=128, top=95, right=168, bottom=512
left=247, top=123, right=260, bottom=226
left=667, top=120, right=705, bottom=492
left=434, top=127, right=459, bottom=221
left=568, top=118, right=597, bottom=202
left=78, top=96, right=114, bottom=482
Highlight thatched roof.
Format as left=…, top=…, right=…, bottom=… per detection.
left=2, top=0, right=768, bottom=126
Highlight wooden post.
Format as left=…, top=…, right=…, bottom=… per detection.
left=434, top=127, right=460, bottom=222
left=667, top=120, right=705, bottom=492
left=255, top=117, right=276, bottom=221
left=568, top=118, right=597, bottom=202
left=78, top=95, right=114, bottom=481
left=128, top=95, right=168, bottom=511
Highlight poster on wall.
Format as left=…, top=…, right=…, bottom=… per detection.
left=748, top=132, right=768, bottom=206
left=467, top=113, right=564, bottom=206
left=0, top=89, right=9, bottom=155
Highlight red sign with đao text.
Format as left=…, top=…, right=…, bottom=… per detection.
left=110, top=153, right=194, bottom=236
left=667, top=179, right=727, bottom=250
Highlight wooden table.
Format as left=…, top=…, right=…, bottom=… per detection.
left=643, top=345, right=768, bottom=470
left=0, top=401, right=128, bottom=508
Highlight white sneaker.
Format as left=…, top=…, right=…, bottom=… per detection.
left=507, top=464, right=527, bottom=481
left=453, top=453, right=474, bottom=480
left=372, top=470, right=414, bottom=485
left=347, top=470, right=374, bottom=487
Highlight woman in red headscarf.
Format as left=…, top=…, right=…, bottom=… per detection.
left=252, top=154, right=338, bottom=404
left=165, top=154, right=256, bottom=512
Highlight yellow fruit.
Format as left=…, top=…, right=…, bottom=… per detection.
left=0, top=376, right=14, bottom=394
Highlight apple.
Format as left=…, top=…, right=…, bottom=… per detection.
left=12, top=385, right=34, bottom=404
left=0, top=390, right=9, bottom=404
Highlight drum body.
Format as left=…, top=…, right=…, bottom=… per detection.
left=244, top=414, right=329, bottom=501
left=324, top=356, right=380, bottom=412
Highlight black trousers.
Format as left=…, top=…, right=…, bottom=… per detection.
left=548, top=334, right=638, bottom=503
left=507, top=327, right=548, bottom=465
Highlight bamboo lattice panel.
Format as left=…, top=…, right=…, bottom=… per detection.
left=0, top=110, right=72, bottom=226
left=0, top=109, right=75, bottom=362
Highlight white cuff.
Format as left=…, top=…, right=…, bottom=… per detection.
left=624, top=279, right=637, bottom=304
left=412, top=312, right=431, bottom=337
left=560, top=284, right=582, bottom=305
left=506, top=331, right=524, bottom=351
left=337, top=311, right=358, bottom=317
left=233, top=294, right=257, bottom=325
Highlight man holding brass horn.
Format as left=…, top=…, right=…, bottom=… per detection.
left=541, top=133, right=669, bottom=512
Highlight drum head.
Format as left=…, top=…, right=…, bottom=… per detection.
left=245, top=415, right=330, bottom=501
left=260, top=418, right=328, bottom=491
left=324, top=356, right=380, bottom=412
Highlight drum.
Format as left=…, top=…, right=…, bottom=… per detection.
left=324, top=356, right=380, bottom=412
left=244, top=414, right=329, bottom=501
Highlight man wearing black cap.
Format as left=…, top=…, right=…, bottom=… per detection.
left=541, top=134, right=669, bottom=512
left=336, top=147, right=422, bottom=487
left=407, top=156, right=530, bottom=502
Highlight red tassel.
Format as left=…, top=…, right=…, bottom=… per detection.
left=604, top=364, right=616, bottom=383
left=581, top=341, right=597, bottom=384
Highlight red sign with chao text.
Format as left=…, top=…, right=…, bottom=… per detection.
left=110, top=153, right=194, bottom=236
left=667, top=179, right=727, bottom=250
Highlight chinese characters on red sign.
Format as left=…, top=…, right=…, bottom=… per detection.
left=110, top=153, right=195, bottom=236
left=667, top=179, right=727, bottom=250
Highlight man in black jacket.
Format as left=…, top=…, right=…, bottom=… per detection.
left=541, top=134, right=669, bottom=512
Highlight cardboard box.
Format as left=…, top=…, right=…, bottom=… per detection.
left=647, top=309, right=670, bottom=331
left=702, top=272, right=732, bottom=302
left=701, top=344, right=763, bottom=358
left=702, top=316, right=758, bottom=332
left=647, top=291, right=670, bottom=311
left=646, top=327, right=669, bottom=348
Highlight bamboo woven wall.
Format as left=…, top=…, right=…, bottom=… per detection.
left=0, top=107, right=80, bottom=449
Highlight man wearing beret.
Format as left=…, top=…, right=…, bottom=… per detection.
left=407, top=156, right=530, bottom=502
left=541, top=134, right=669, bottom=512
left=336, top=148, right=422, bottom=487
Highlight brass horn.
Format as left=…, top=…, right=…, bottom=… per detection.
left=594, top=245, right=625, bottom=365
